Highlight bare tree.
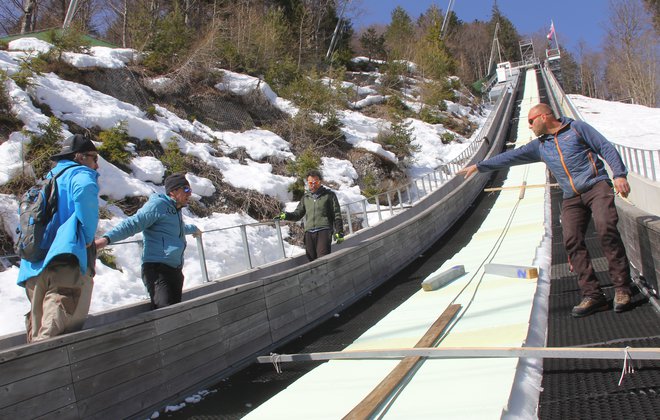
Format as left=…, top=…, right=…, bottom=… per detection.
left=21, top=0, right=37, bottom=33
left=576, top=41, right=605, bottom=99
left=446, top=20, right=490, bottom=85
left=0, top=0, right=24, bottom=35
left=604, top=0, right=658, bottom=106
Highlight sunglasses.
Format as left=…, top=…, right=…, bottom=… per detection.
left=528, top=113, right=550, bottom=125
left=182, top=186, right=192, bottom=193
left=84, top=153, right=99, bottom=163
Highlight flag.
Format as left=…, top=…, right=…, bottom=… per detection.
left=547, top=21, right=555, bottom=41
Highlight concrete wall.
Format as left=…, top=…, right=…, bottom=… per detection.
left=616, top=198, right=660, bottom=292
left=626, top=172, right=660, bottom=216
left=0, top=81, right=519, bottom=419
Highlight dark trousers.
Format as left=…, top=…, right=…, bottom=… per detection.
left=561, top=181, right=631, bottom=298
left=141, top=262, right=185, bottom=309
left=304, top=229, right=332, bottom=261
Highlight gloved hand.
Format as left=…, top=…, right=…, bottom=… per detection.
left=334, top=232, right=344, bottom=243
left=273, top=212, right=286, bottom=221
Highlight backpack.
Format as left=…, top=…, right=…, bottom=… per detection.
left=15, top=165, right=78, bottom=262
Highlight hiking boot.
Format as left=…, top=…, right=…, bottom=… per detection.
left=571, top=296, right=609, bottom=318
left=614, top=289, right=632, bottom=313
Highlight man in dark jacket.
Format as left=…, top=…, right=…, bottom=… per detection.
left=276, top=170, right=344, bottom=261
left=458, top=103, right=633, bottom=318
left=19, top=134, right=100, bottom=342
left=95, top=173, right=200, bottom=309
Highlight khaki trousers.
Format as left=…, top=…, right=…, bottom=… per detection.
left=24, top=259, right=94, bottom=343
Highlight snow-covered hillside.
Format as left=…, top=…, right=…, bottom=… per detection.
left=0, top=39, right=488, bottom=336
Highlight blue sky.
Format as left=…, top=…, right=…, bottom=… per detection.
left=348, top=0, right=610, bottom=54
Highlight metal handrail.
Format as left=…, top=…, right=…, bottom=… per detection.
left=543, top=63, right=659, bottom=182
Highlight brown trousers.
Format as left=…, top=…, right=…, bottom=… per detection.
left=561, top=181, right=631, bottom=299
left=304, top=229, right=332, bottom=261
left=24, top=257, right=94, bottom=343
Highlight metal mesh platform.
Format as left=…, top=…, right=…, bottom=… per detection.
left=538, top=187, right=660, bottom=419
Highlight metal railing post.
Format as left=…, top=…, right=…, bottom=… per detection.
left=375, top=195, right=382, bottom=221
left=397, top=189, right=404, bottom=210
left=195, top=234, right=210, bottom=283
left=362, top=199, right=369, bottom=227
left=387, top=191, right=394, bottom=215
left=240, top=225, right=252, bottom=270
left=346, top=209, right=354, bottom=234
left=652, top=151, right=658, bottom=181
left=420, top=177, right=427, bottom=196
left=274, top=221, right=286, bottom=259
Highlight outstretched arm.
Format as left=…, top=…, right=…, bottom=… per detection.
left=457, top=164, right=479, bottom=179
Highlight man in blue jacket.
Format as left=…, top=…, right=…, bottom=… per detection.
left=459, top=103, right=633, bottom=318
left=95, top=173, right=201, bottom=309
left=18, top=134, right=100, bottom=342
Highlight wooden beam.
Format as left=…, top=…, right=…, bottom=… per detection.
left=483, top=183, right=558, bottom=192
left=342, top=304, right=461, bottom=420
left=421, top=265, right=465, bottom=291
left=258, top=346, right=660, bottom=363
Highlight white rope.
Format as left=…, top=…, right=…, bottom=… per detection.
left=618, top=346, right=635, bottom=386
left=271, top=353, right=282, bottom=374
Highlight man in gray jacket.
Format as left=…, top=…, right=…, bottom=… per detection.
left=459, top=103, right=633, bottom=318
left=95, top=173, right=200, bottom=309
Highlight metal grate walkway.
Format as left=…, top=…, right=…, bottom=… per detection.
left=538, top=185, right=660, bottom=419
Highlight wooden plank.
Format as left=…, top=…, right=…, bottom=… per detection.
left=223, top=314, right=271, bottom=350
left=162, top=344, right=229, bottom=384
left=73, top=353, right=161, bottom=401
left=217, top=286, right=265, bottom=313
left=421, top=265, right=465, bottom=291
left=303, top=292, right=336, bottom=322
left=265, top=279, right=302, bottom=307
left=263, top=275, right=300, bottom=296
left=77, top=369, right=164, bottom=418
left=0, top=385, right=76, bottom=419
left=484, top=263, right=538, bottom=279
left=67, top=321, right=156, bottom=364
left=220, top=311, right=270, bottom=341
left=484, top=183, right=558, bottom=192
left=0, top=346, right=69, bottom=385
left=218, top=296, right=266, bottom=325
left=70, top=337, right=159, bottom=381
left=158, top=314, right=220, bottom=351
left=34, top=403, right=78, bottom=420
left=84, top=383, right=169, bottom=420
left=342, top=304, right=461, bottom=419
left=0, top=365, right=72, bottom=409
left=163, top=353, right=229, bottom=397
left=224, top=329, right=272, bottom=367
left=269, top=306, right=307, bottom=342
left=154, top=302, right=218, bottom=335
left=266, top=291, right=304, bottom=319
left=160, top=329, right=225, bottom=366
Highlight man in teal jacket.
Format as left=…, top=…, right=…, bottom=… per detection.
left=18, top=134, right=100, bottom=342
left=275, top=170, right=344, bottom=261
left=95, top=173, right=200, bottom=309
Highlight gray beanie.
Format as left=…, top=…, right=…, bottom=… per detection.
left=164, top=173, right=189, bottom=194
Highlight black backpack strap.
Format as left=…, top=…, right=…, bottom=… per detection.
left=44, top=164, right=82, bottom=218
